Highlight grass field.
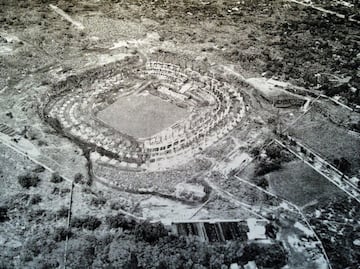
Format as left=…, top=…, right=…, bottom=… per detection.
left=267, top=160, right=346, bottom=207
left=288, top=111, right=360, bottom=176
left=97, top=93, right=189, bottom=138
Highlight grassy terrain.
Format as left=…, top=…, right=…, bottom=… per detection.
left=288, top=110, right=360, bottom=176
left=97, top=93, right=189, bottom=138
left=266, top=160, right=346, bottom=207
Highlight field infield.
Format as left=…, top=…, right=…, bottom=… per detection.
left=97, top=93, right=189, bottom=138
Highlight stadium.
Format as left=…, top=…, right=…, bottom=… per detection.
left=41, top=55, right=246, bottom=171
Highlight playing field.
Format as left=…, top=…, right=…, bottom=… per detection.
left=97, top=93, right=189, bottom=138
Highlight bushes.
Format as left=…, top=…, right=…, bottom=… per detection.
left=18, top=173, right=40, bottom=189
left=50, top=172, right=64, bottom=183
left=106, top=214, right=136, bottom=230
left=255, top=160, right=281, bottom=176
left=57, top=206, right=69, bottom=218
left=74, top=173, right=84, bottom=184
left=265, top=223, right=278, bottom=239
left=239, top=242, right=287, bottom=268
left=265, top=145, right=282, bottom=160
left=71, top=216, right=101, bottom=230
left=91, top=196, right=107, bottom=207
left=334, top=157, right=351, bottom=174
left=254, top=177, right=269, bottom=189
left=134, top=221, right=168, bottom=243
left=266, top=144, right=292, bottom=162
left=32, top=165, right=45, bottom=173
left=29, top=194, right=42, bottom=205
left=0, top=206, right=9, bottom=222
left=53, top=227, right=72, bottom=242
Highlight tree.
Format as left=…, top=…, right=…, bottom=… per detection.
left=123, top=252, right=140, bottom=269
left=50, top=172, right=64, bottom=183
left=256, top=177, right=269, bottom=189
left=74, top=173, right=84, bottom=184
left=18, top=173, right=40, bottom=189
left=134, top=221, right=168, bottom=243
left=91, top=196, right=107, bottom=207
left=0, top=206, right=9, bottom=222
left=71, top=216, right=101, bottom=230
left=106, top=214, right=136, bottom=230
left=255, top=160, right=281, bottom=176
left=53, top=227, right=72, bottom=242
left=265, top=223, right=278, bottom=239
left=334, top=158, right=351, bottom=174
left=57, top=206, right=69, bottom=218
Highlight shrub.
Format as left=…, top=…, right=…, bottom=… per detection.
left=38, top=261, right=60, bottom=269
left=74, top=173, right=84, bottom=184
left=50, top=172, right=64, bottom=183
left=109, top=201, right=125, bottom=210
left=106, top=214, right=136, bottom=230
left=91, top=197, right=107, bottom=207
left=53, top=227, right=72, bottom=242
left=18, top=173, right=40, bottom=189
left=255, top=160, right=281, bottom=176
left=57, top=206, right=69, bottom=218
left=32, top=165, right=45, bottom=173
left=255, top=177, right=269, bottom=189
left=60, top=188, right=70, bottom=195
left=334, top=157, right=351, bottom=174
left=239, top=242, right=287, bottom=268
left=250, top=146, right=260, bottom=157
left=30, top=194, right=42, bottom=205
left=265, top=223, right=278, bottom=239
left=0, top=206, right=9, bottom=222
left=71, top=216, right=101, bottom=230
left=51, top=187, right=60, bottom=195
left=265, top=145, right=282, bottom=160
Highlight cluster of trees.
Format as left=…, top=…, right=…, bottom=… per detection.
left=308, top=196, right=360, bottom=269
left=133, top=221, right=168, bottom=243
left=257, top=5, right=360, bottom=105
left=71, top=216, right=102, bottom=231
left=106, top=213, right=136, bottom=230
left=3, top=206, right=289, bottom=268
left=254, top=144, right=291, bottom=177
left=255, top=161, right=281, bottom=177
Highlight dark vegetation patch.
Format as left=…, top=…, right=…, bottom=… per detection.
left=71, top=216, right=102, bottom=231
left=17, top=173, right=40, bottom=189
left=50, top=172, right=64, bottom=183
left=306, top=196, right=360, bottom=269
